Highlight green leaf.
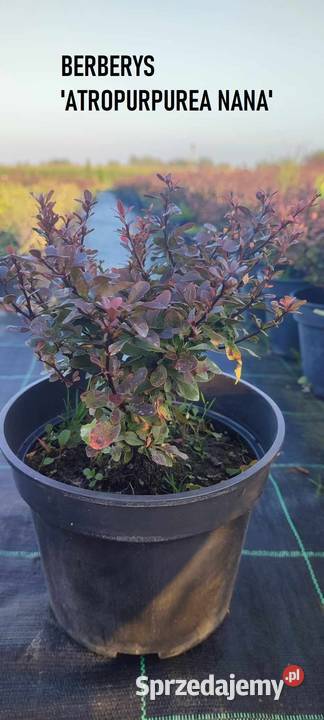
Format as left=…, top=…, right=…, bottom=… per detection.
left=205, top=358, right=222, bottom=374
left=111, top=445, right=122, bottom=463
left=83, top=467, right=94, bottom=479
left=150, top=365, right=167, bottom=387
left=80, top=420, right=96, bottom=443
left=123, top=445, right=133, bottom=464
left=70, top=267, right=88, bottom=298
left=226, top=466, right=241, bottom=477
left=122, top=431, right=143, bottom=447
left=43, top=456, right=55, bottom=466
left=152, top=424, right=168, bottom=443
left=81, top=389, right=109, bottom=411
left=71, top=355, right=96, bottom=370
left=58, top=429, right=71, bottom=448
left=108, top=338, right=128, bottom=355
left=89, top=478, right=98, bottom=489
left=188, top=343, right=214, bottom=351
left=176, top=378, right=200, bottom=401
left=251, top=302, right=266, bottom=310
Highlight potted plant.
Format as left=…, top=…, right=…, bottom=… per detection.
left=0, top=176, right=314, bottom=658
left=293, top=219, right=324, bottom=397
left=265, top=273, right=308, bottom=356
left=293, top=285, right=324, bottom=398
left=266, top=195, right=323, bottom=357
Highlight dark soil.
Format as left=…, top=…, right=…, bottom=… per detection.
left=25, top=423, right=256, bottom=495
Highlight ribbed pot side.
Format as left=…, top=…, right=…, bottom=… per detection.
left=294, top=286, right=324, bottom=399
left=0, top=374, right=284, bottom=658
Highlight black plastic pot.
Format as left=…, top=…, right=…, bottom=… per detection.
left=0, top=375, right=284, bottom=658
left=294, top=286, right=324, bottom=399
left=266, top=278, right=308, bottom=357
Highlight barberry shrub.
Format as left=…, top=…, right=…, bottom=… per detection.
left=0, top=175, right=316, bottom=470
left=285, top=194, right=324, bottom=285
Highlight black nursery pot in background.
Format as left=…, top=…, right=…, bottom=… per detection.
left=294, top=286, right=324, bottom=399
left=0, top=375, right=284, bottom=658
left=267, top=278, right=308, bottom=357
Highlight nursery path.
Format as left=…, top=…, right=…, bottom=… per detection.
left=86, top=189, right=130, bottom=266
left=0, top=313, right=323, bottom=720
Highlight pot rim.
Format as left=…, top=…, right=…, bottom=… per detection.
left=0, top=374, right=285, bottom=508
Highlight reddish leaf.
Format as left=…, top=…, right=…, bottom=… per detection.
left=175, top=353, right=198, bottom=374
left=143, top=290, right=171, bottom=309
left=88, top=421, right=120, bottom=450
left=117, top=199, right=125, bottom=218
left=128, top=281, right=150, bottom=303
left=149, top=448, right=173, bottom=467
left=132, top=318, right=149, bottom=337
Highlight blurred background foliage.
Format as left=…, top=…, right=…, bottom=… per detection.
left=0, top=153, right=323, bottom=259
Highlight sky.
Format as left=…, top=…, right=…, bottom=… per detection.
left=0, top=0, right=323, bottom=165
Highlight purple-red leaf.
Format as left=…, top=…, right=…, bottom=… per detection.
left=128, top=281, right=150, bottom=303
left=142, top=290, right=171, bottom=309
left=88, top=421, right=121, bottom=450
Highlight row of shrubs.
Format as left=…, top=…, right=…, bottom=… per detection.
left=1, top=156, right=323, bottom=284
left=115, top=155, right=324, bottom=286
left=0, top=160, right=174, bottom=254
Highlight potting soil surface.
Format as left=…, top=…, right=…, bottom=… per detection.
left=0, top=314, right=323, bottom=720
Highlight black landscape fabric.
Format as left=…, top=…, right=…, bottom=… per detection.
left=0, top=313, right=323, bottom=720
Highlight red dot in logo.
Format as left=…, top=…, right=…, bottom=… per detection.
left=282, top=665, right=305, bottom=687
